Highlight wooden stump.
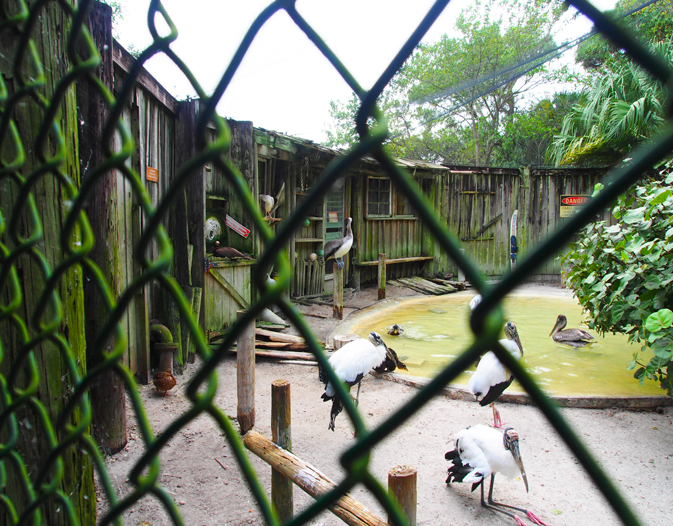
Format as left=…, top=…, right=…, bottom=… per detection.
left=237, top=310, right=255, bottom=434
left=333, top=262, right=344, bottom=319
left=388, top=465, right=417, bottom=526
left=272, top=380, right=293, bottom=521
left=333, top=334, right=360, bottom=350
left=378, top=253, right=387, bottom=300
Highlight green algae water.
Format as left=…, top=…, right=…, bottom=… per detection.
left=343, top=290, right=664, bottom=397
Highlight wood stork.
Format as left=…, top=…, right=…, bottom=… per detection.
left=323, top=217, right=353, bottom=270
left=467, top=321, right=523, bottom=428
left=212, top=241, right=252, bottom=260
left=446, top=425, right=548, bottom=526
left=549, top=314, right=595, bottom=347
left=259, top=194, right=275, bottom=219
left=320, top=331, right=391, bottom=431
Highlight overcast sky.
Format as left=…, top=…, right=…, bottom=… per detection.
left=112, top=0, right=616, bottom=143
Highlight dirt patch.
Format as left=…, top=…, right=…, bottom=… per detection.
left=99, top=283, right=672, bottom=526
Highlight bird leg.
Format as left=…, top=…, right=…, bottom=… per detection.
left=484, top=474, right=550, bottom=526
left=354, top=380, right=362, bottom=407
left=336, top=259, right=345, bottom=270
left=491, top=403, right=505, bottom=428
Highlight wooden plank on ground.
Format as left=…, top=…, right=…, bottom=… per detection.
left=256, top=328, right=305, bottom=343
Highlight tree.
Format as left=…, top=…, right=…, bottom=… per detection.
left=576, top=0, right=673, bottom=71
left=547, top=39, right=669, bottom=166
left=497, top=92, right=581, bottom=166
left=325, top=0, right=568, bottom=165
left=560, top=167, right=673, bottom=398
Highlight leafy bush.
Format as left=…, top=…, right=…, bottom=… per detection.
left=561, top=168, right=673, bottom=397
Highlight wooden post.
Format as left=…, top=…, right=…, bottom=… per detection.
left=378, top=253, right=387, bottom=300
left=333, top=262, right=344, bottom=319
left=271, top=380, right=293, bottom=521
left=388, top=465, right=417, bottom=526
left=237, top=310, right=255, bottom=434
left=458, top=248, right=466, bottom=282
left=244, top=430, right=387, bottom=526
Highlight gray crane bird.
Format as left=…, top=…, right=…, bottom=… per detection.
left=549, top=314, right=595, bottom=347
left=323, top=217, right=353, bottom=270
left=446, top=425, right=548, bottom=526
left=467, top=321, right=523, bottom=428
left=320, top=331, right=392, bottom=431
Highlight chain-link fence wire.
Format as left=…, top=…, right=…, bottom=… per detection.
left=0, top=0, right=670, bottom=524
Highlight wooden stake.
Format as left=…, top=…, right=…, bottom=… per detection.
left=378, top=253, right=387, bottom=300
left=271, top=380, right=293, bottom=521
left=244, top=430, right=387, bottom=526
left=388, top=465, right=417, bottom=526
left=237, top=310, right=255, bottom=434
left=333, top=262, right=344, bottom=319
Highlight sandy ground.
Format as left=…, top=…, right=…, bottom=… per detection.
left=99, top=283, right=673, bottom=526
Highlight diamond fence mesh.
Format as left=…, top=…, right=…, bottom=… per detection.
left=0, top=0, right=670, bottom=525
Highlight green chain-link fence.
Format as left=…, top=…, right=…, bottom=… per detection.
left=1, top=0, right=670, bottom=524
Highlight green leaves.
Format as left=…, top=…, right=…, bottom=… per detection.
left=561, top=171, right=673, bottom=398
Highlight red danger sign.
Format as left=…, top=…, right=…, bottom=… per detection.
left=561, top=195, right=590, bottom=206
left=560, top=195, right=590, bottom=217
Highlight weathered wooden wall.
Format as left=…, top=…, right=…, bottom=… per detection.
left=436, top=166, right=609, bottom=282
left=204, top=261, right=254, bottom=332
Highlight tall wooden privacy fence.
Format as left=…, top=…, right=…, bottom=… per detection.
left=0, top=1, right=669, bottom=525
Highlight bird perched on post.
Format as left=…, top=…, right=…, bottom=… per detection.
left=446, top=425, right=548, bottom=526
left=549, top=314, right=595, bottom=347
left=323, top=217, right=353, bottom=270
left=467, top=321, right=523, bottom=428
left=212, top=241, right=253, bottom=260
left=259, top=194, right=275, bottom=219
left=320, top=331, right=392, bottom=431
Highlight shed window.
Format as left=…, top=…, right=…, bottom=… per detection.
left=367, top=176, right=417, bottom=218
left=368, top=177, right=391, bottom=216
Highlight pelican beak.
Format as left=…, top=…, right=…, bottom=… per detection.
left=549, top=318, right=562, bottom=337
left=510, top=440, right=529, bottom=493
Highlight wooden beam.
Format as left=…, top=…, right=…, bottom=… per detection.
left=244, top=431, right=388, bottom=526
left=255, top=328, right=305, bottom=343
left=378, top=253, right=387, bottom=300
left=356, top=256, right=435, bottom=267
left=333, top=262, right=344, bottom=319
left=209, top=269, right=250, bottom=308
left=388, top=465, right=417, bottom=526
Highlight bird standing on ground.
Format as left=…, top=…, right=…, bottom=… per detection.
left=320, top=331, right=392, bottom=431
left=323, top=217, right=353, bottom=270
left=467, top=321, right=523, bottom=428
left=446, top=425, right=548, bottom=526
left=153, top=370, right=177, bottom=396
left=259, top=194, right=275, bottom=219
left=549, top=314, right=595, bottom=347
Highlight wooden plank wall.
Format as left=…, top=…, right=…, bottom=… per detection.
left=204, top=262, right=253, bottom=332
left=110, top=43, right=178, bottom=379
left=438, top=167, right=609, bottom=282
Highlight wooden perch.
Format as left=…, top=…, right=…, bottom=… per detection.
left=244, top=431, right=387, bottom=526
left=228, top=348, right=317, bottom=361
left=255, top=328, right=305, bottom=344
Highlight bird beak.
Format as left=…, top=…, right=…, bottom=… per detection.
left=549, top=319, right=562, bottom=337
left=510, top=440, right=529, bottom=493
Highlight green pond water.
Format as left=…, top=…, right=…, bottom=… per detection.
left=344, top=291, right=664, bottom=397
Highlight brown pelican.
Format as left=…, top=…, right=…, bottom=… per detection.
left=549, top=315, right=595, bottom=347
left=212, top=241, right=253, bottom=260
left=446, top=425, right=549, bottom=526
left=467, top=322, right=523, bottom=428
left=323, top=217, right=353, bottom=270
